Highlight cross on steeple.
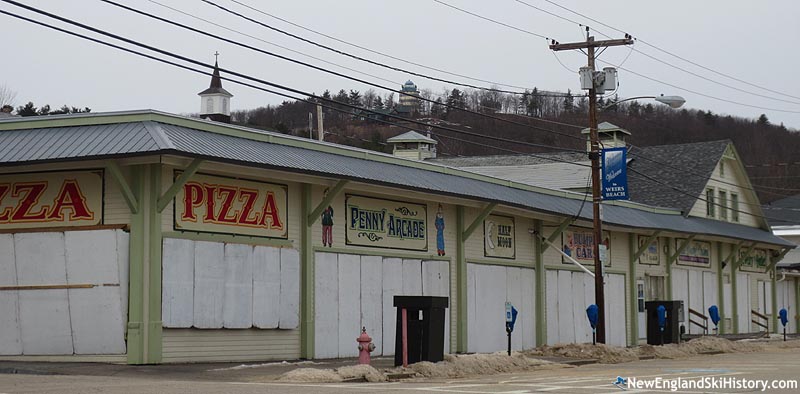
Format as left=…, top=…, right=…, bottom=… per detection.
left=214, top=51, right=219, bottom=62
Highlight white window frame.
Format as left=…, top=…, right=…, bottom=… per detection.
left=718, top=189, right=728, bottom=220
left=731, top=193, right=740, bottom=222
left=706, top=187, right=715, bottom=218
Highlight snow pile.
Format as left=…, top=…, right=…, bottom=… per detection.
left=394, top=352, right=563, bottom=379
left=529, top=343, right=639, bottom=364
left=277, top=364, right=386, bottom=383
left=210, top=360, right=318, bottom=371
left=639, top=336, right=764, bottom=359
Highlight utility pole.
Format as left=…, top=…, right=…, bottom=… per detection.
left=550, top=28, right=632, bottom=344
left=316, top=103, right=324, bottom=141
left=308, top=112, right=313, bottom=139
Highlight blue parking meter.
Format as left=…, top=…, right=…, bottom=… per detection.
left=656, top=305, right=667, bottom=345
left=780, top=308, right=789, bottom=341
left=505, top=303, right=518, bottom=355
left=586, top=304, right=598, bottom=345
left=708, top=305, right=720, bottom=333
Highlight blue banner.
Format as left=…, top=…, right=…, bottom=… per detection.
left=601, top=147, right=629, bottom=200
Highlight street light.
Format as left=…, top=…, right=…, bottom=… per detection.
left=602, top=94, right=686, bottom=109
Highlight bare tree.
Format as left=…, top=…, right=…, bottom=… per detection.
left=0, top=84, right=17, bottom=107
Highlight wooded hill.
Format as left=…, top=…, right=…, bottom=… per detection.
left=230, top=87, right=800, bottom=204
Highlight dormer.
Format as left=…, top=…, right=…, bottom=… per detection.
left=581, top=122, right=631, bottom=151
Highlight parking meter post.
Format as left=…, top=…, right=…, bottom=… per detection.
left=507, top=325, right=512, bottom=356
left=401, top=308, right=408, bottom=368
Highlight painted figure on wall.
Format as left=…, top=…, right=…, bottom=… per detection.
left=435, top=204, right=445, bottom=256
left=321, top=188, right=334, bottom=247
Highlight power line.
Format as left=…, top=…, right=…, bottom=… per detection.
left=98, top=0, right=590, bottom=142
left=536, top=0, right=800, bottom=102
left=225, top=0, right=540, bottom=93
left=431, top=0, right=550, bottom=40
left=436, top=0, right=800, bottom=114
left=202, top=0, right=570, bottom=98
left=0, top=1, right=586, bottom=156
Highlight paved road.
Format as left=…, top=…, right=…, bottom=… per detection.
left=2, top=350, right=799, bottom=393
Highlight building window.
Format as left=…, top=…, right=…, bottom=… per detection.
left=731, top=193, right=739, bottom=222
left=719, top=190, right=728, bottom=220
left=206, top=98, right=213, bottom=113
left=720, top=160, right=725, bottom=177
left=222, top=98, right=228, bottom=114
left=706, top=188, right=715, bottom=217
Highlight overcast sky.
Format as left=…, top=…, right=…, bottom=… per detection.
left=2, top=0, right=799, bottom=129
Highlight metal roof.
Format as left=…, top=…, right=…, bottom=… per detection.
left=387, top=130, right=437, bottom=144
left=0, top=110, right=792, bottom=248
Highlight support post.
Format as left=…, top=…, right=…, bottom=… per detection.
left=300, top=183, right=315, bottom=359
left=533, top=219, right=546, bottom=346
left=307, top=180, right=348, bottom=225
left=456, top=206, right=467, bottom=353
left=772, top=266, right=778, bottom=333
left=462, top=203, right=497, bottom=240
left=156, top=158, right=203, bottom=213
left=716, top=242, right=725, bottom=334
left=106, top=161, right=139, bottom=214
left=628, top=233, right=638, bottom=346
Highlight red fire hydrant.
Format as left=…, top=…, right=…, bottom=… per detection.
left=357, top=326, right=375, bottom=365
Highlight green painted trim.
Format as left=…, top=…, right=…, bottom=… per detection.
left=771, top=269, right=778, bottom=333
left=156, top=158, right=203, bottom=213
left=312, top=246, right=450, bottom=261
left=463, top=203, right=497, bottom=240
left=731, top=250, right=739, bottom=334
left=300, top=184, right=314, bottom=359
left=732, top=243, right=757, bottom=270
left=533, top=220, right=546, bottom=347
left=716, top=242, right=725, bottom=334
left=163, top=231, right=294, bottom=248
left=544, top=218, right=575, bottom=250
left=632, top=231, right=661, bottom=263
left=723, top=241, right=745, bottom=270
left=465, top=258, right=534, bottom=269
left=666, top=237, right=673, bottom=300
left=544, top=265, right=628, bottom=275
left=307, top=180, right=348, bottom=226
left=795, top=278, right=800, bottom=334
left=146, top=164, right=163, bottom=363
left=456, top=206, right=467, bottom=353
left=106, top=161, right=139, bottom=214
left=628, top=233, right=638, bottom=346
left=667, top=235, right=696, bottom=263
left=126, top=166, right=145, bottom=364
left=766, top=248, right=790, bottom=272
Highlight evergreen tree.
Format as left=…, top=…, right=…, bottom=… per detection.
left=373, top=96, right=384, bottom=110
left=348, top=90, right=362, bottom=106
left=561, top=89, right=574, bottom=113
left=430, top=97, right=445, bottom=118
left=16, top=102, right=37, bottom=116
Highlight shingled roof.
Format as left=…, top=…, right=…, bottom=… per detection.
left=764, top=194, right=800, bottom=226
left=627, top=140, right=731, bottom=214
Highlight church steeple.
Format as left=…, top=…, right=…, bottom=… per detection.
left=198, top=53, right=233, bottom=123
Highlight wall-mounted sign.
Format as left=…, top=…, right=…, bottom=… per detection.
left=562, top=229, right=611, bottom=266
left=676, top=239, right=711, bottom=267
left=739, top=248, right=768, bottom=272
left=345, top=195, right=427, bottom=251
left=484, top=214, right=515, bottom=259
left=637, top=235, right=660, bottom=265
left=174, top=172, right=288, bottom=238
left=601, top=147, right=628, bottom=201
left=0, top=170, right=103, bottom=230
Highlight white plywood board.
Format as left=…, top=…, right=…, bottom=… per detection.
left=520, top=268, right=535, bottom=349
left=337, top=254, right=360, bottom=358
left=672, top=269, right=689, bottom=325
left=381, top=258, right=403, bottom=356
left=702, top=271, right=718, bottom=325
left=723, top=283, right=732, bottom=320
left=19, top=289, right=73, bottom=355
left=764, top=281, right=773, bottom=314
left=223, top=243, right=254, bottom=329
left=314, top=252, right=338, bottom=358
left=252, top=246, right=281, bottom=329
left=116, top=230, right=130, bottom=331
left=402, top=259, right=422, bottom=295
left=466, top=263, right=477, bottom=352
left=14, top=232, right=67, bottom=285
left=279, top=248, right=300, bottom=329
left=545, top=270, right=559, bottom=345
left=505, top=267, right=523, bottom=350
left=68, top=286, right=126, bottom=354
left=193, top=241, right=225, bottom=328
left=470, top=264, right=506, bottom=353
left=65, top=230, right=118, bottom=283
left=423, top=260, right=450, bottom=354
left=571, top=272, right=591, bottom=343
left=0, top=234, right=21, bottom=355
left=688, top=270, right=703, bottom=334
left=360, top=255, right=383, bottom=355
left=162, top=238, right=195, bottom=328
left=556, top=270, right=575, bottom=344
left=607, top=274, right=627, bottom=346
left=737, top=273, right=750, bottom=332
left=14, top=233, right=72, bottom=355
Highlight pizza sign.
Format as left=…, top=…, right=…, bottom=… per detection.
left=174, top=172, right=288, bottom=238
left=0, top=170, right=103, bottom=229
